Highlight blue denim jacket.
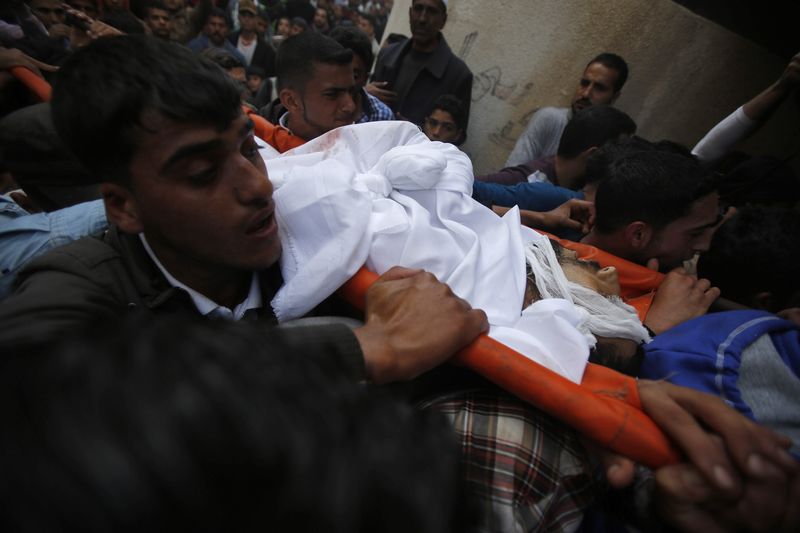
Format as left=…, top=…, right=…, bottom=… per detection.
left=0, top=196, right=107, bottom=299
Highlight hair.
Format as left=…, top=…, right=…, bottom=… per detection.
left=358, top=11, right=376, bottom=30
left=276, top=31, right=353, bottom=91
left=200, top=46, right=245, bottom=71
left=591, top=139, right=718, bottom=233
left=204, top=6, right=228, bottom=26
left=290, top=16, right=309, bottom=31
left=329, top=25, right=373, bottom=70
left=144, top=0, right=168, bottom=14
left=0, top=315, right=479, bottom=532
left=429, top=94, right=466, bottom=130
left=556, top=105, right=636, bottom=159
left=715, top=155, right=800, bottom=207
left=51, top=35, right=242, bottom=185
left=586, top=52, right=628, bottom=93
left=99, top=10, right=146, bottom=33
left=697, top=206, right=800, bottom=311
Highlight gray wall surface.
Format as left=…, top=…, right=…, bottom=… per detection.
left=382, top=0, right=798, bottom=175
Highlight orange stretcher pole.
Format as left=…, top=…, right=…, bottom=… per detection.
left=10, top=66, right=52, bottom=102
left=340, top=267, right=682, bottom=468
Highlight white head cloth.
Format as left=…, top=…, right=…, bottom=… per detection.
left=523, top=231, right=651, bottom=344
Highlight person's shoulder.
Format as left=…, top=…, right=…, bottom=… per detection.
left=534, top=107, right=569, bottom=119
left=21, top=231, right=120, bottom=276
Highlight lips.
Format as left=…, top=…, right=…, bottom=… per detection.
left=245, top=205, right=276, bottom=238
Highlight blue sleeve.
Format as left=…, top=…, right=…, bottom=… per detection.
left=472, top=180, right=583, bottom=212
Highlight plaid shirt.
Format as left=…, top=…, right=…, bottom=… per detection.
left=358, top=90, right=395, bottom=124
left=423, top=389, right=602, bottom=532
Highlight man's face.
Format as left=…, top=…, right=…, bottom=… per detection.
left=292, top=63, right=357, bottom=139
left=239, top=9, right=257, bottom=32
left=408, top=0, right=445, bottom=47
left=357, top=15, right=374, bottom=38
left=122, top=112, right=280, bottom=280
left=351, top=54, right=368, bottom=88
left=313, top=8, right=328, bottom=30
left=571, top=62, right=620, bottom=114
left=644, top=192, right=722, bottom=272
left=255, top=15, right=268, bottom=35
left=247, top=73, right=263, bottom=93
left=557, top=247, right=621, bottom=296
left=146, top=7, right=171, bottom=39
left=30, top=0, right=65, bottom=29
left=204, top=15, right=228, bottom=46
left=423, top=109, right=461, bottom=143
left=289, top=22, right=305, bottom=36
left=276, top=17, right=290, bottom=36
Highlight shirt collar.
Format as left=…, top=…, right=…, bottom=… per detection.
left=139, top=233, right=262, bottom=320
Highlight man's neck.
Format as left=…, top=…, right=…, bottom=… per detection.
left=284, top=112, right=315, bottom=142
left=240, top=28, right=256, bottom=41
left=143, top=236, right=252, bottom=309
left=411, top=33, right=440, bottom=53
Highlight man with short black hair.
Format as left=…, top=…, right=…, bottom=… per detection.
left=370, top=0, right=472, bottom=128
left=472, top=106, right=637, bottom=220
left=506, top=53, right=629, bottom=166
left=263, top=32, right=358, bottom=146
left=187, top=8, right=246, bottom=64
left=144, top=0, right=172, bottom=39
left=582, top=145, right=722, bottom=273
left=227, top=0, right=276, bottom=77
left=329, top=26, right=393, bottom=124
left=422, top=93, right=466, bottom=145
left=0, top=34, right=487, bottom=387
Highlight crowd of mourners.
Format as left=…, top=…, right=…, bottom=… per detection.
left=0, top=0, right=799, bottom=531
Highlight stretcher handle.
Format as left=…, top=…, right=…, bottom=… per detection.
left=10, top=66, right=52, bottom=102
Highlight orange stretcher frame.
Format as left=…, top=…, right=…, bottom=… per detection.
left=17, top=69, right=678, bottom=466
left=340, top=267, right=681, bottom=468
left=10, top=66, right=52, bottom=102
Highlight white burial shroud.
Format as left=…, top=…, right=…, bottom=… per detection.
left=261, top=121, right=591, bottom=383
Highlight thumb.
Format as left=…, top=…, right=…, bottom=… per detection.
left=645, top=258, right=659, bottom=271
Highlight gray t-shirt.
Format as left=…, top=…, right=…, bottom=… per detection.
left=505, top=107, right=570, bottom=167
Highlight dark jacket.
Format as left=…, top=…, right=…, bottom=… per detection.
left=372, top=33, right=472, bottom=129
left=228, top=31, right=278, bottom=77
left=0, top=226, right=364, bottom=374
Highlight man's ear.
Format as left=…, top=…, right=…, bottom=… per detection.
left=279, top=87, right=302, bottom=114
left=623, top=221, right=652, bottom=249
left=100, top=182, right=143, bottom=234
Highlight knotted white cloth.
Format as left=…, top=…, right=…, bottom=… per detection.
left=263, top=121, right=590, bottom=383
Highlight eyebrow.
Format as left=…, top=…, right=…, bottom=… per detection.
left=161, top=119, right=255, bottom=174
left=690, top=212, right=724, bottom=232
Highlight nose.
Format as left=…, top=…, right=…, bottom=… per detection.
left=341, top=91, right=357, bottom=116
left=597, top=266, right=620, bottom=295
left=234, top=156, right=272, bottom=206
left=429, top=125, right=442, bottom=139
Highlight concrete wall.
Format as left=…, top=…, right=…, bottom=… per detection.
left=382, top=0, right=798, bottom=175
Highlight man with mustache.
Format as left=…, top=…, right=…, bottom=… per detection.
left=506, top=53, right=628, bottom=167
left=370, top=0, right=473, bottom=129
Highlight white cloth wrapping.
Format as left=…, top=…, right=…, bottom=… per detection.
left=263, top=121, right=590, bottom=383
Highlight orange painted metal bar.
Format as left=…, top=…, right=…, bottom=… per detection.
left=10, top=66, right=52, bottom=102
left=340, top=267, right=682, bottom=468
